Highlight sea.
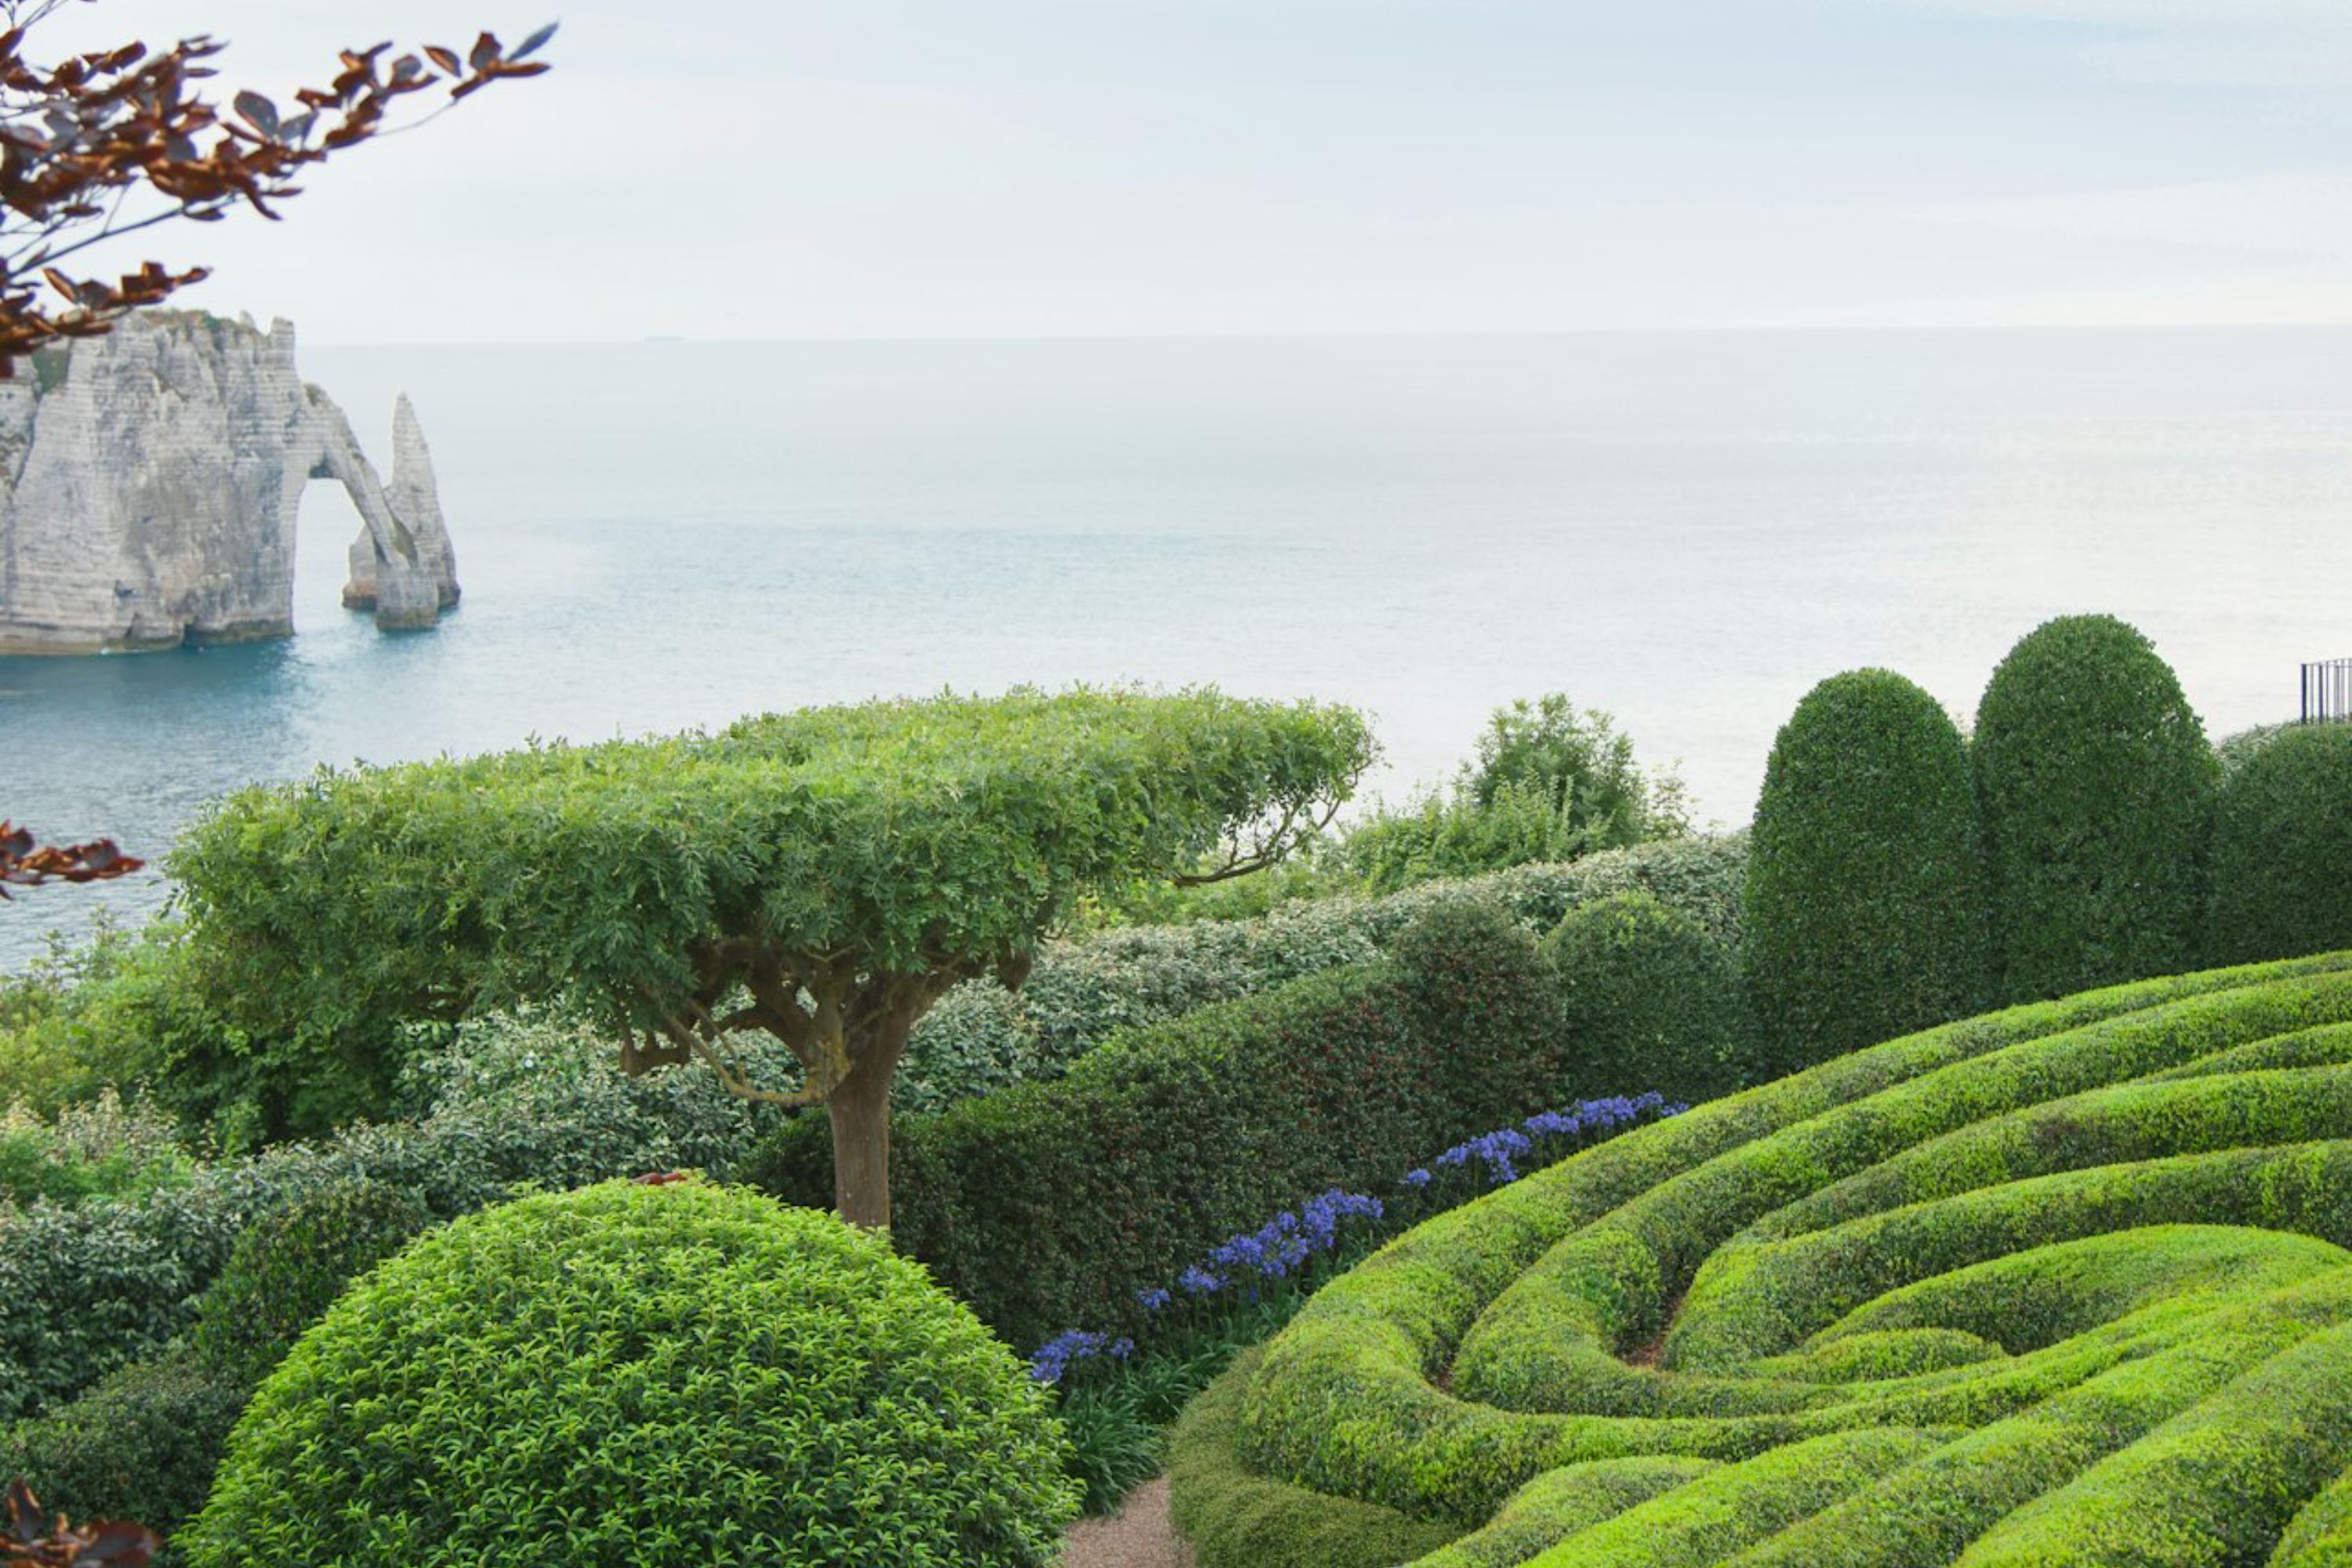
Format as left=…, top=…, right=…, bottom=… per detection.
left=3, top=326, right=2348, bottom=967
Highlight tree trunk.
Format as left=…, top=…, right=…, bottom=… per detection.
left=827, top=1058, right=895, bottom=1231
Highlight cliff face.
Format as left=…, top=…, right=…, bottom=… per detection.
left=0, top=311, right=459, bottom=652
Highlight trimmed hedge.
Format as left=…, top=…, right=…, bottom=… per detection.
left=1167, top=1348, right=1460, bottom=1568
left=1973, top=615, right=2219, bottom=1002
left=1744, top=669, right=1991, bottom=1069
left=1543, top=893, right=1759, bottom=1102
left=1167, top=950, right=2352, bottom=1566
left=894, top=833, right=1749, bottom=1113
left=753, top=896, right=1578, bottom=1351
left=185, top=1180, right=1080, bottom=1567
left=2207, top=720, right=2352, bottom=967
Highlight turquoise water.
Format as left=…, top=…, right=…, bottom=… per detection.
left=5, top=327, right=2348, bottom=964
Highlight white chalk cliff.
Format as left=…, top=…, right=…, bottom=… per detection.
left=0, top=311, right=459, bottom=652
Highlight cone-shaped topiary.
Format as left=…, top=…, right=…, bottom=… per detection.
left=1744, top=668, right=1992, bottom=1069
left=1544, top=891, right=1760, bottom=1102
left=2208, top=720, right=2352, bottom=966
left=1974, top=615, right=2218, bottom=1001
left=183, top=1178, right=1078, bottom=1568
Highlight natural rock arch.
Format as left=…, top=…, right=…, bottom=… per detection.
left=0, top=310, right=459, bottom=652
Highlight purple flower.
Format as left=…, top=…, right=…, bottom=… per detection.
left=1178, top=1265, right=1222, bottom=1295
left=1401, top=1167, right=1433, bottom=1189
left=1136, top=1287, right=1173, bottom=1312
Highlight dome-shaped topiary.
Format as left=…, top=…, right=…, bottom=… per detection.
left=2206, top=721, right=2352, bottom=966
left=1973, top=615, right=2218, bottom=1002
left=183, top=1178, right=1078, bottom=1568
left=1541, top=891, right=1760, bottom=1102
left=1745, top=668, right=1992, bottom=1068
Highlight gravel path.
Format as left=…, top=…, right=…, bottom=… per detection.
left=1063, top=1478, right=1192, bottom=1568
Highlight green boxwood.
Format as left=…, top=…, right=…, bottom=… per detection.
left=1744, top=669, right=1991, bottom=1069
left=1164, top=952, right=2352, bottom=1565
left=2207, top=720, right=2352, bottom=967
left=1544, top=891, right=1760, bottom=1102
left=1973, top=615, right=2220, bottom=1002
left=185, top=1180, right=1079, bottom=1567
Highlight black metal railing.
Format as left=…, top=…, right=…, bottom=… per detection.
left=2304, top=659, right=2352, bottom=724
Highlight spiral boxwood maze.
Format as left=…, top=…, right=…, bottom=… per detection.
left=1171, top=951, right=2352, bottom=1568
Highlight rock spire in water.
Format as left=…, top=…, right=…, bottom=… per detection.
left=0, top=310, right=459, bottom=652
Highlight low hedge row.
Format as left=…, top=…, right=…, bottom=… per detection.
left=1169, top=951, right=2352, bottom=1566
left=753, top=898, right=1584, bottom=1351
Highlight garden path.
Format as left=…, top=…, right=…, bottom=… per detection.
left=1062, top=1478, right=1191, bottom=1568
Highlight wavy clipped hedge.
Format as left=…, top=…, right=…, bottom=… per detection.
left=1173, top=951, right=2352, bottom=1566
left=1974, top=615, right=2218, bottom=1002
left=1746, top=669, right=1991, bottom=1070
left=186, top=1180, right=1078, bottom=1567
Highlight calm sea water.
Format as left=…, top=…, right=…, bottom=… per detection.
left=4, top=327, right=2347, bottom=966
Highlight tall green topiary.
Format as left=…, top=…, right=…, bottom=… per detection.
left=1544, top=891, right=1760, bottom=1102
left=1744, top=668, right=1991, bottom=1068
left=1973, top=615, right=2219, bottom=1001
left=2208, top=721, right=2352, bottom=966
left=184, top=1178, right=1077, bottom=1568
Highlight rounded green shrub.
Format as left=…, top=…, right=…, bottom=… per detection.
left=184, top=1178, right=1077, bottom=1568
left=1168, top=951, right=2352, bottom=1567
left=1973, top=614, right=2220, bottom=1001
left=1744, top=669, right=1991, bottom=1067
left=2207, top=721, right=2352, bottom=967
left=1544, top=891, right=1759, bottom=1102
left=189, top=1175, right=429, bottom=1377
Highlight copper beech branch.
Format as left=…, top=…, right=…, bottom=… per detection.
left=0, top=15, right=554, bottom=370
left=0, top=821, right=141, bottom=898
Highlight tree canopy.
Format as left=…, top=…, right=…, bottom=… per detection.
left=174, top=688, right=1377, bottom=1225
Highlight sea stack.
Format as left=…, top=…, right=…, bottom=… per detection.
left=0, top=310, right=460, bottom=652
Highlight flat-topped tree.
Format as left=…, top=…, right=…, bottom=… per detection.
left=172, top=688, right=1376, bottom=1228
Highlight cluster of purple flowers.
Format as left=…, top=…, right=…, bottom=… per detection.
left=1402, top=1091, right=1684, bottom=1189
left=1152, top=1189, right=1388, bottom=1306
left=1028, top=1329, right=1135, bottom=1385
left=1027, top=1093, right=1684, bottom=1385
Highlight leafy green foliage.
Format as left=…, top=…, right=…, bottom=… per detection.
left=1338, top=695, right=1686, bottom=896
left=184, top=1180, right=1080, bottom=1568
left=2207, top=721, right=2352, bottom=966
left=1543, top=891, right=1759, bottom=1102
left=0, top=1350, right=246, bottom=1554
left=170, top=687, right=1372, bottom=1103
left=187, top=1177, right=428, bottom=1380
left=1171, top=951, right=2352, bottom=1566
left=1973, top=615, right=2220, bottom=1002
left=0, top=1093, right=189, bottom=1211
left=0, top=1010, right=779, bottom=1424
left=895, top=834, right=1750, bottom=1115
left=753, top=898, right=1576, bottom=1351
left=1745, top=668, right=1992, bottom=1067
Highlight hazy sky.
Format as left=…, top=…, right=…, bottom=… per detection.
left=42, top=0, right=2352, bottom=342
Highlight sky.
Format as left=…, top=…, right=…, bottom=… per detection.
left=37, top=0, right=2352, bottom=342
